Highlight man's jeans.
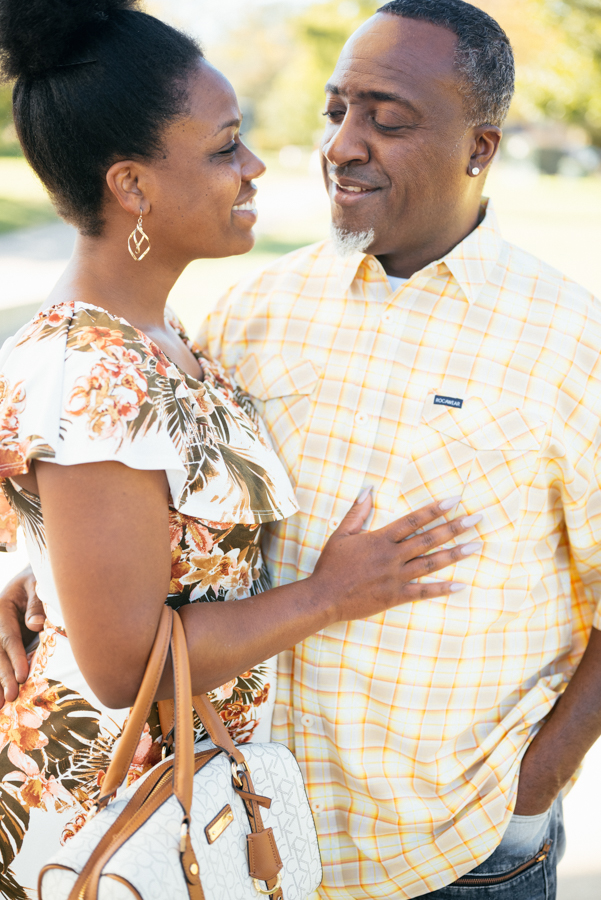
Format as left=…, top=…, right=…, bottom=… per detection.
left=422, top=796, right=565, bottom=899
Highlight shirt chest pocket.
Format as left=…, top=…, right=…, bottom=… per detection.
left=402, top=395, right=547, bottom=533
left=234, top=353, right=321, bottom=475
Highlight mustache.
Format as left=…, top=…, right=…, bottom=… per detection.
left=328, top=166, right=380, bottom=190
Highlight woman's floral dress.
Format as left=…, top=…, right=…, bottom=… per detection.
left=0, top=300, right=298, bottom=899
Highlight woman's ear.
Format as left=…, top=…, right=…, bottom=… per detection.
left=105, top=160, right=150, bottom=216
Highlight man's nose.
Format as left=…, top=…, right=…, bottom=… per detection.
left=322, top=114, right=369, bottom=168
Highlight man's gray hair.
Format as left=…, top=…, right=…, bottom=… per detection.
left=377, top=0, right=515, bottom=128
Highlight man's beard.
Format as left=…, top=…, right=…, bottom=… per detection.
left=330, top=224, right=376, bottom=258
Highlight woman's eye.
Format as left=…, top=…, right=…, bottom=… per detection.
left=322, top=109, right=345, bottom=121
left=219, top=142, right=238, bottom=156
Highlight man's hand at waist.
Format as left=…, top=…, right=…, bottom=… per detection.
left=515, top=626, right=601, bottom=815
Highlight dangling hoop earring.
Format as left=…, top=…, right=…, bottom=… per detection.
left=128, top=210, right=151, bottom=261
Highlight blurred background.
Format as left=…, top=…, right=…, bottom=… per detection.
left=0, top=2, right=600, bottom=895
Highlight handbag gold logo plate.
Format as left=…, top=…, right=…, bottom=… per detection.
left=205, top=805, right=234, bottom=844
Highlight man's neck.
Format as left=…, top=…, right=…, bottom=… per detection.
left=376, top=201, right=485, bottom=280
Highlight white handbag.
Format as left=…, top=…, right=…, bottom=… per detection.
left=38, top=606, right=322, bottom=900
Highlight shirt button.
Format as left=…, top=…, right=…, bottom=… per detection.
left=368, top=259, right=378, bottom=272
left=313, top=802, right=324, bottom=813
left=382, top=311, right=394, bottom=324
left=328, top=517, right=340, bottom=531
left=354, top=411, right=368, bottom=426
left=301, top=714, right=314, bottom=728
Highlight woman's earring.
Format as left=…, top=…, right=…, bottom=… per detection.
left=128, top=210, right=150, bottom=261
left=471, top=167, right=481, bottom=176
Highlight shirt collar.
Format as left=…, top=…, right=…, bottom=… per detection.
left=336, top=199, right=504, bottom=305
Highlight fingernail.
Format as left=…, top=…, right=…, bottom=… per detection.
left=460, top=514, right=483, bottom=528
left=27, top=615, right=44, bottom=626
left=356, top=487, right=373, bottom=504
left=439, top=495, right=462, bottom=511
left=460, top=541, right=483, bottom=556
left=450, top=583, right=467, bottom=592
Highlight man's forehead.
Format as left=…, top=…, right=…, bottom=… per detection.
left=329, top=14, right=459, bottom=99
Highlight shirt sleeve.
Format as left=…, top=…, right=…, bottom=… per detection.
left=552, top=351, right=601, bottom=634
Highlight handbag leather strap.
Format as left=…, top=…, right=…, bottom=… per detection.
left=50, top=606, right=283, bottom=900
left=96, top=605, right=173, bottom=809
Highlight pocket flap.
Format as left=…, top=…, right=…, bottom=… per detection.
left=421, top=395, right=546, bottom=451
left=234, top=353, right=320, bottom=401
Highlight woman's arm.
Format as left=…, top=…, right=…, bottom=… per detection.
left=35, top=459, right=478, bottom=709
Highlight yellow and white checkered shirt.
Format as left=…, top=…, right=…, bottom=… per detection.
left=199, top=203, right=601, bottom=899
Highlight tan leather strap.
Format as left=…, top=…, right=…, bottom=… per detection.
left=171, top=610, right=195, bottom=815
left=234, top=786, right=272, bottom=809
left=158, top=697, right=175, bottom=741
left=192, top=693, right=246, bottom=766
left=97, top=605, right=173, bottom=808
left=235, top=768, right=284, bottom=899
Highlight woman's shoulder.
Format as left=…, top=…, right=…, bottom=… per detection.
left=0, top=300, right=167, bottom=478
left=0, top=299, right=299, bottom=525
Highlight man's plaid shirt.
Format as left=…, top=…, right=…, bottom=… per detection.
left=200, top=202, right=601, bottom=899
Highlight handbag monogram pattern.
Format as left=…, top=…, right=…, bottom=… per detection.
left=38, top=608, right=322, bottom=900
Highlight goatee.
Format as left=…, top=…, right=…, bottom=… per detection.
left=330, top=224, right=376, bottom=258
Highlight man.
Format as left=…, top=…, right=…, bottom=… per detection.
left=2, top=1, right=601, bottom=897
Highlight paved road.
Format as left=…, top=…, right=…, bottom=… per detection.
left=0, top=220, right=75, bottom=344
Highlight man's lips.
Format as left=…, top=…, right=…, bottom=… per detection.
left=328, top=173, right=380, bottom=202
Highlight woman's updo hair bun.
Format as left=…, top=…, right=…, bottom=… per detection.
left=0, top=0, right=139, bottom=80
left=0, top=0, right=203, bottom=234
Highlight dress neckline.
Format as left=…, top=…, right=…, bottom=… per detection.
left=45, top=299, right=208, bottom=386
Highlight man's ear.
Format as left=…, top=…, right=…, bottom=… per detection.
left=469, top=126, right=502, bottom=176
left=106, top=160, right=150, bottom=216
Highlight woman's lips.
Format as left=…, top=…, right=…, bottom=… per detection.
left=232, top=197, right=258, bottom=221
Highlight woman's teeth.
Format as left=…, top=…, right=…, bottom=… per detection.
left=233, top=200, right=257, bottom=211
left=337, top=184, right=371, bottom=193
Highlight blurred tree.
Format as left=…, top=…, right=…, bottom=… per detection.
left=476, top=0, right=601, bottom=144
left=257, top=0, right=380, bottom=149
left=530, top=0, right=601, bottom=143
left=208, top=5, right=292, bottom=145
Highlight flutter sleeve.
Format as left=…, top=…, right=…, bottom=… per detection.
left=0, top=300, right=298, bottom=532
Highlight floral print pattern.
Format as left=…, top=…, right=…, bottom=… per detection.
left=0, top=301, right=297, bottom=897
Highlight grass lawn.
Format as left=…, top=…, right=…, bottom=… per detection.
left=0, top=196, right=58, bottom=233
left=0, top=157, right=59, bottom=233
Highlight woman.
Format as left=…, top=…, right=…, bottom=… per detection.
left=0, top=0, right=480, bottom=893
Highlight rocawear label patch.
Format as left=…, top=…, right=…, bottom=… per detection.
left=433, top=395, right=464, bottom=409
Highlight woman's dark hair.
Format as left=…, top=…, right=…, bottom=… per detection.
left=0, top=0, right=203, bottom=235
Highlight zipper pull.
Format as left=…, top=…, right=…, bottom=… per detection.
left=536, top=841, right=552, bottom=862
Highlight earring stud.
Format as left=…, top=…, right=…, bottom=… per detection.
left=128, top=210, right=150, bottom=261
left=471, top=167, right=481, bottom=176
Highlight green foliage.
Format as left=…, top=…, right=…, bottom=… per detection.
left=0, top=83, right=20, bottom=156
left=504, top=0, right=601, bottom=143
left=256, top=0, right=380, bottom=148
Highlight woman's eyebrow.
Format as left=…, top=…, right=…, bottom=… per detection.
left=214, top=116, right=242, bottom=135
